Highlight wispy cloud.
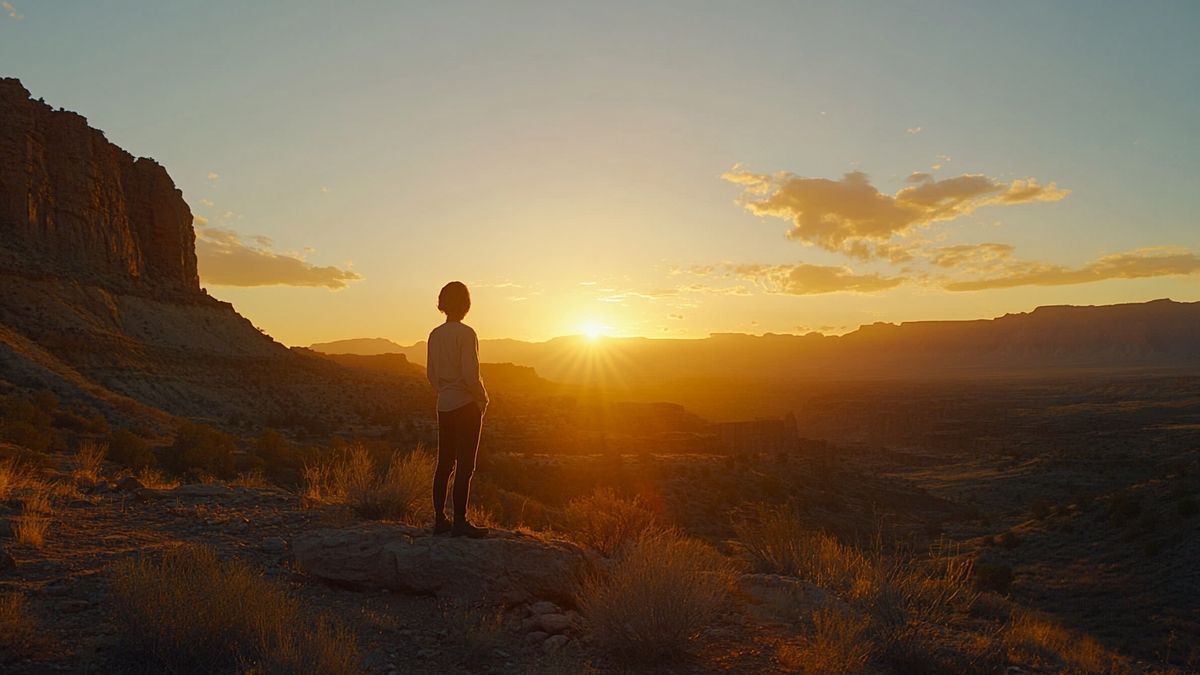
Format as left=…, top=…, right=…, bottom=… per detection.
left=697, top=262, right=904, bottom=295
left=2, top=2, right=22, bottom=19
left=206, top=171, right=220, bottom=183
left=944, top=247, right=1200, bottom=291
left=722, top=166, right=1067, bottom=260
left=906, top=126, right=923, bottom=135
left=195, top=223, right=362, bottom=289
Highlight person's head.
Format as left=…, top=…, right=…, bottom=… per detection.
left=438, top=281, right=471, bottom=321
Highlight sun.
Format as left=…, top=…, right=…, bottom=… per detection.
left=581, top=319, right=606, bottom=341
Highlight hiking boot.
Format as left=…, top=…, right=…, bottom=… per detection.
left=451, top=520, right=489, bottom=538
left=433, top=516, right=452, bottom=536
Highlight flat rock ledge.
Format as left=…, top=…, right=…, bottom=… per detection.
left=293, top=523, right=593, bottom=604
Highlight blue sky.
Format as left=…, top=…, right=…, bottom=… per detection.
left=3, top=1, right=1198, bottom=343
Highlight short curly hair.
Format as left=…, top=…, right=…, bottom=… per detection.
left=437, top=281, right=471, bottom=320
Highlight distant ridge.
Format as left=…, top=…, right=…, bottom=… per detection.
left=312, top=299, right=1200, bottom=384
left=309, top=337, right=407, bottom=356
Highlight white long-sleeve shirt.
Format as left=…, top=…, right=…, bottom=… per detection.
left=426, top=320, right=489, bottom=413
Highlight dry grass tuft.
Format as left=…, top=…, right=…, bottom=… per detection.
left=230, top=469, right=267, bottom=489
left=1005, top=610, right=1124, bottom=674
left=0, top=460, right=38, bottom=501
left=733, top=503, right=872, bottom=594
left=778, top=606, right=873, bottom=673
left=582, top=529, right=733, bottom=661
left=564, top=487, right=660, bottom=557
left=110, top=544, right=361, bottom=675
left=14, top=514, right=50, bottom=548
left=136, top=467, right=181, bottom=490
left=74, top=440, right=108, bottom=481
left=0, top=593, right=38, bottom=655
left=303, top=445, right=434, bottom=524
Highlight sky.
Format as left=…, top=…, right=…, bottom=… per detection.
left=3, top=1, right=1198, bottom=345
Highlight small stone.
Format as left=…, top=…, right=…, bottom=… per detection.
left=543, top=634, right=569, bottom=654
left=527, top=600, right=560, bottom=616
left=524, top=631, right=549, bottom=645
left=536, top=612, right=572, bottom=634
left=492, top=649, right=509, bottom=658
left=0, top=547, right=15, bottom=570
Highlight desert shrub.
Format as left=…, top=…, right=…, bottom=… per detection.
left=0, top=593, right=38, bottom=656
left=0, top=420, right=55, bottom=454
left=563, top=487, right=659, bottom=556
left=110, top=544, right=361, bottom=674
left=581, top=529, right=733, bottom=661
left=108, top=428, right=155, bottom=470
left=777, top=606, right=872, bottom=673
left=1005, top=610, right=1122, bottom=673
left=168, top=422, right=237, bottom=478
left=973, top=561, right=1014, bottom=595
left=255, top=428, right=292, bottom=468
left=303, top=445, right=434, bottom=524
left=74, top=440, right=107, bottom=481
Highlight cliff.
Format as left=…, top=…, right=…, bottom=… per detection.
left=0, top=79, right=427, bottom=433
left=0, top=78, right=198, bottom=296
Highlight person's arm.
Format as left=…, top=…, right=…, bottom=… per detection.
left=462, top=330, right=489, bottom=412
left=426, top=337, right=437, bottom=388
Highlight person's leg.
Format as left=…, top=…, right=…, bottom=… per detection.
left=451, top=404, right=483, bottom=527
left=432, top=408, right=457, bottom=526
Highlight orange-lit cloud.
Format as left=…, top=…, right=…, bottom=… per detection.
left=700, top=262, right=904, bottom=295
left=195, top=225, right=362, bottom=289
left=944, top=247, right=1200, bottom=291
left=2, top=1, right=22, bottom=20
left=722, top=167, right=1067, bottom=260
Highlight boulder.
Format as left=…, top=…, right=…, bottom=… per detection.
left=739, top=573, right=838, bottom=624
left=293, top=523, right=593, bottom=604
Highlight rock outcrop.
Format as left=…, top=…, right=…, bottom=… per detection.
left=0, top=78, right=198, bottom=296
left=293, top=523, right=594, bottom=604
left=0, top=79, right=427, bottom=431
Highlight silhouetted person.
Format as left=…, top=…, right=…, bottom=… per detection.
left=427, top=281, right=489, bottom=538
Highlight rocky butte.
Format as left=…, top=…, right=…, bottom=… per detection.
left=0, top=78, right=424, bottom=432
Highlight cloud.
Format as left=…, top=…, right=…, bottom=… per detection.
left=701, top=262, right=904, bottom=295
left=906, top=126, right=923, bottom=135
left=195, top=225, right=362, bottom=289
left=929, top=242, right=1015, bottom=269
left=2, top=2, right=22, bottom=19
left=944, top=247, right=1200, bottom=291
left=722, top=166, right=1067, bottom=260
left=207, top=172, right=220, bottom=183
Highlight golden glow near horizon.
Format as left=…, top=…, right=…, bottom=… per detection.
left=9, top=5, right=1197, bottom=346
left=581, top=320, right=607, bottom=341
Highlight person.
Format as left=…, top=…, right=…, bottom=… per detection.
left=426, top=281, right=489, bottom=538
